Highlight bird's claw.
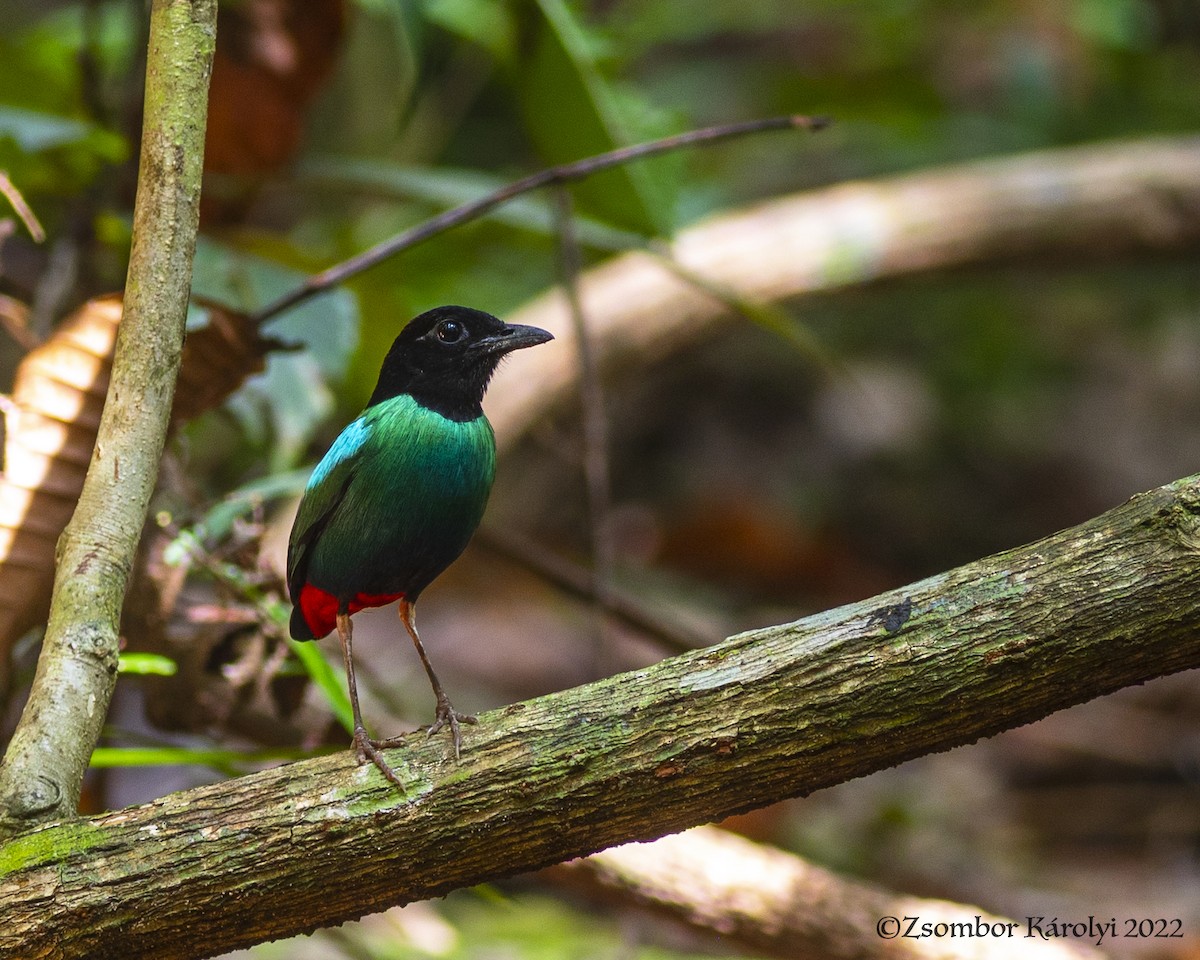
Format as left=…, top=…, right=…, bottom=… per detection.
left=351, top=726, right=407, bottom=792
left=424, top=695, right=477, bottom=761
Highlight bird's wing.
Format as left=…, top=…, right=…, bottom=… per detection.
left=286, top=457, right=357, bottom=606
left=287, top=415, right=377, bottom=605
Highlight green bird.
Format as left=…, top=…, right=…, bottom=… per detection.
left=287, top=305, right=553, bottom=786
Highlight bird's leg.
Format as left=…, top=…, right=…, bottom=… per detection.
left=386, top=599, right=477, bottom=761
left=336, top=611, right=406, bottom=790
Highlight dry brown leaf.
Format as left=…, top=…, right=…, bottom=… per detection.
left=175, top=298, right=294, bottom=423
left=0, top=294, right=287, bottom=679
left=202, top=0, right=347, bottom=223
left=0, top=294, right=118, bottom=663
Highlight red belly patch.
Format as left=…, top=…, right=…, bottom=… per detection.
left=298, top=583, right=405, bottom=638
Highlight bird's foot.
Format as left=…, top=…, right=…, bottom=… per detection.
left=424, top=695, right=477, bottom=761
left=372, top=731, right=410, bottom=750
left=351, top=726, right=407, bottom=792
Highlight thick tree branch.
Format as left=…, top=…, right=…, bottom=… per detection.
left=3, top=472, right=1200, bottom=959
left=554, top=826, right=1103, bottom=960
left=485, top=136, right=1200, bottom=448
left=0, top=0, right=216, bottom=837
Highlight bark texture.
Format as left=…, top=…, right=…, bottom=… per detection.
left=2, top=472, right=1200, bottom=959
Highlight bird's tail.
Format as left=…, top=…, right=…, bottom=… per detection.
left=289, top=604, right=316, bottom=641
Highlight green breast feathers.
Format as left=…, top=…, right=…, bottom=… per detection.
left=288, top=394, right=496, bottom=638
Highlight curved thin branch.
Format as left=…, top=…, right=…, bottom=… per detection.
left=474, top=525, right=716, bottom=653
left=249, top=114, right=829, bottom=324
left=3, top=472, right=1199, bottom=959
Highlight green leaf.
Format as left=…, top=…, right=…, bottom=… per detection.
left=116, top=653, right=178, bottom=676
left=193, top=468, right=313, bottom=545
left=189, top=237, right=360, bottom=470
left=512, top=0, right=677, bottom=236
left=0, top=105, right=128, bottom=198
left=161, top=468, right=312, bottom=570
left=190, top=237, right=360, bottom=381
left=420, top=0, right=517, bottom=61
left=0, top=105, right=92, bottom=151
left=289, top=639, right=356, bottom=735
left=89, top=746, right=329, bottom=772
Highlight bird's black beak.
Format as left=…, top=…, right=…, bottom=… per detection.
left=480, top=323, right=554, bottom=355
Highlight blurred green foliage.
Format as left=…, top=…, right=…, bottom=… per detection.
left=0, top=4, right=134, bottom=215
left=3, top=0, right=1196, bottom=444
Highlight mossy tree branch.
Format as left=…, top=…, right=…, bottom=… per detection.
left=3, top=473, right=1200, bottom=959
left=0, top=0, right=216, bottom=837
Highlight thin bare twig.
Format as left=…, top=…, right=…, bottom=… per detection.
left=552, top=185, right=620, bottom=674
left=249, top=114, right=829, bottom=325
left=0, top=294, right=39, bottom=350
left=0, top=172, right=45, bottom=243
left=474, top=525, right=716, bottom=653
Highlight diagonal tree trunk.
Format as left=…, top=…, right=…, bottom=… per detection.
left=2, top=471, right=1199, bottom=959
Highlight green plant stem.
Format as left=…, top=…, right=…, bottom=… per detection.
left=0, top=0, right=216, bottom=839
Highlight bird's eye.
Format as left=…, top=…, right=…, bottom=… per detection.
left=435, top=319, right=465, bottom=343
